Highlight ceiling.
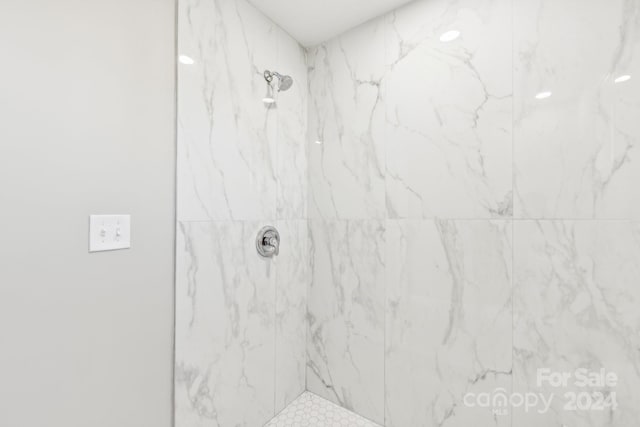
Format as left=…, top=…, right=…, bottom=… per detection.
left=247, top=0, right=416, bottom=47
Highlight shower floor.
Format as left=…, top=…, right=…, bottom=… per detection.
left=265, top=392, right=382, bottom=427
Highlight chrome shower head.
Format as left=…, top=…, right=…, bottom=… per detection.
left=277, top=74, right=293, bottom=91
left=264, top=70, right=293, bottom=92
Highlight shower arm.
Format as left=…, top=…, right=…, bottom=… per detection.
left=264, top=70, right=281, bottom=83
left=263, top=69, right=293, bottom=93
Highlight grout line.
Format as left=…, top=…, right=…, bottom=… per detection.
left=304, top=46, right=312, bottom=396
left=382, top=12, right=388, bottom=426
left=511, top=217, right=515, bottom=427
left=171, top=0, right=179, bottom=426
left=273, top=31, right=280, bottom=420
left=305, top=220, right=310, bottom=393
left=273, top=235, right=277, bottom=418
left=511, top=2, right=516, bottom=426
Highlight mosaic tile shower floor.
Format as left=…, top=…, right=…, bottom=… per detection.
left=265, top=392, right=382, bottom=427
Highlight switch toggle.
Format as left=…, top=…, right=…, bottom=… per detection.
left=89, top=215, right=131, bottom=252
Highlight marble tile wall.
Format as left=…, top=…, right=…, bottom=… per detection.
left=307, top=23, right=387, bottom=221
left=513, top=221, right=640, bottom=427
left=511, top=1, right=640, bottom=426
left=385, top=0, right=513, bottom=220
left=514, top=0, right=640, bottom=219
left=307, top=220, right=386, bottom=422
left=385, top=219, right=513, bottom=427
left=175, top=0, right=309, bottom=426
left=306, top=0, right=515, bottom=425
left=307, top=0, right=640, bottom=426
left=175, top=0, right=640, bottom=425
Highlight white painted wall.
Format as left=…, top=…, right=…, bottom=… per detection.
left=0, top=1, right=176, bottom=427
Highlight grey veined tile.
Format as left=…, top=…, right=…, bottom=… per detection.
left=307, top=20, right=387, bottom=221
left=385, top=0, right=513, bottom=220
left=276, top=36, right=309, bottom=220
left=513, top=0, right=640, bottom=219
left=174, top=221, right=276, bottom=427
left=513, top=220, right=640, bottom=427
left=177, top=0, right=278, bottom=222
left=306, top=219, right=385, bottom=424
left=385, top=219, right=512, bottom=427
left=275, top=220, right=311, bottom=413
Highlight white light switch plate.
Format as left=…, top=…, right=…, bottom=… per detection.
left=89, top=215, right=131, bottom=252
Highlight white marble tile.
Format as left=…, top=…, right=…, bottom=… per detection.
left=176, top=1, right=310, bottom=426
left=307, top=21, right=386, bottom=220
left=513, top=221, right=640, bottom=427
left=385, top=0, right=513, bottom=219
left=266, top=392, right=382, bottom=427
left=174, top=221, right=276, bottom=427
left=385, top=219, right=513, bottom=427
left=276, top=37, right=309, bottom=220
left=177, top=0, right=279, bottom=221
left=307, top=220, right=385, bottom=424
left=274, top=220, right=311, bottom=413
left=514, top=0, right=640, bottom=219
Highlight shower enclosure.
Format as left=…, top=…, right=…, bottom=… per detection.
left=175, top=0, right=640, bottom=426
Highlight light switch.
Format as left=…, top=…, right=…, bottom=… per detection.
left=89, top=215, right=131, bottom=252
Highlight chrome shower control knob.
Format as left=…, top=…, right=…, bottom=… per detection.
left=256, top=226, right=280, bottom=258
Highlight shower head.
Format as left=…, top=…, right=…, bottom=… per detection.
left=278, top=75, right=293, bottom=91
left=264, top=70, right=293, bottom=92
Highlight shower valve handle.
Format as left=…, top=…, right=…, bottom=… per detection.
left=264, top=236, right=279, bottom=256
left=256, top=226, right=280, bottom=258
